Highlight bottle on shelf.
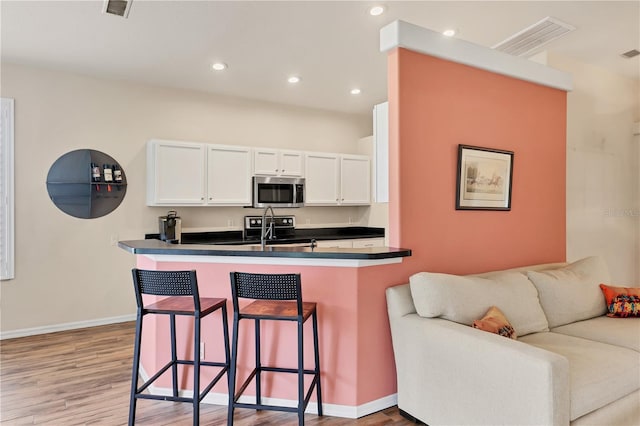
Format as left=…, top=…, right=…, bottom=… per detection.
left=113, top=164, right=123, bottom=183
left=90, top=162, right=101, bottom=182
left=103, top=163, right=113, bottom=192
left=103, top=163, right=113, bottom=182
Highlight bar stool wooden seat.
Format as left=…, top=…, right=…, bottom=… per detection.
left=129, top=269, right=230, bottom=426
left=228, top=272, right=322, bottom=426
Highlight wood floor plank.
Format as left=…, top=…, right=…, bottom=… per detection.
left=1, top=322, right=416, bottom=425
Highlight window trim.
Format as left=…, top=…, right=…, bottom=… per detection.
left=1, top=98, right=15, bottom=280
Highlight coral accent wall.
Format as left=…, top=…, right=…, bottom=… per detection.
left=388, top=48, right=567, bottom=275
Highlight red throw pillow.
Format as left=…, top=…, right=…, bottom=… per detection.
left=600, top=284, right=640, bottom=306
left=472, top=306, right=517, bottom=339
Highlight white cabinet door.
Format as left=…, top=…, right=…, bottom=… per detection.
left=316, top=239, right=353, bottom=248
left=340, top=155, right=371, bottom=205
left=352, top=237, right=385, bottom=248
left=254, top=149, right=303, bottom=177
left=207, top=145, right=252, bottom=205
left=304, top=153, right=340, bottom=205
left=279, top=150, right=303, bottom=177
left=253, top=149, right=279, bottom=175
left=147, top=139, right=206, bottom=206
left=373, top=102, right=389, bottom=203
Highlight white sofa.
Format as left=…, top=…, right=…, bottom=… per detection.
left=386, top=256, right=640, bottom=426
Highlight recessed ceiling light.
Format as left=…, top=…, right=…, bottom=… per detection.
left=442, top=29, right=456, bottom=37
left=288, top=76, right=301, bottom=84
left=211, top=62, right=227, bottom=71
left=350, top=88, right=362, bottom=95
left=102, top=0, right=132, bottom=18
left=369, top=5, right=385, bottom=16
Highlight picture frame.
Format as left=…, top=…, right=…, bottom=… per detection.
left=456, top=144, right=514, bottom=211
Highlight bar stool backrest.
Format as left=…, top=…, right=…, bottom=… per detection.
left=132, top=269, right=201, bottom=311
left=230, top=272, right=302, bottom=316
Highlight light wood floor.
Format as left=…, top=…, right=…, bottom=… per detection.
left=1, top=322, right=415, bottom=425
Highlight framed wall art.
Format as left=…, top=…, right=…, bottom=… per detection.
left=456, top=145, right=513, bottom=211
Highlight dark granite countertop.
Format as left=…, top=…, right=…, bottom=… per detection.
left=145, top=226, right=385, bottom=246
left=118, top=239, right=410, bottom=260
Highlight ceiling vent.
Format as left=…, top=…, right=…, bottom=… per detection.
left=102, top=0, right=132, bottom=18
left=493, top=17, right=575, bottom=57
left=621, top=49, right=640, bottom=59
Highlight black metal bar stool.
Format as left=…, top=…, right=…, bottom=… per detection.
left=227, top=272, right=322, bottom=426
left=129, top=269, right=230, bottom=426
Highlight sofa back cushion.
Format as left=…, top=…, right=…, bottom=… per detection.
left=409, top=271, right=549, bottom=336
left=526, top=256, right=609, bottom=328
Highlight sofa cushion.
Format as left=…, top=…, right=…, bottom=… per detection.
left=409, top=271, right=549, bottom=336
left=551, top=316, right=640, bottom=352
left=472, top=306, right=517, bottom=339
left=519, top=332, right=640, bottom=421
left=527, top=256, right=609, bottom=328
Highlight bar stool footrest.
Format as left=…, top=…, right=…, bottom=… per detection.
left=233, top=402, right=300, bottom=413
left=136, top=394, right=195, bottom=404
left=232, top=366, right=320, bottom=412
left=135, top=360, right=229, bottom=403
left=260, top=366, right=318, bottom=375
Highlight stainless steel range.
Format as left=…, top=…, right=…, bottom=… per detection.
left=243, top=215, right=296, bottom=241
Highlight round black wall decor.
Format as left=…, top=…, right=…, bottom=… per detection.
left=46, top=149, right=127, bottom=219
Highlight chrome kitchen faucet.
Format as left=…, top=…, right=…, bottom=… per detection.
left=261, top=205, right=276, bottom=249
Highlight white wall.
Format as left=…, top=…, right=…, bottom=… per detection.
left=0, top=63, right=370, bottom=335
left=548, top=53, right=640, bottom=284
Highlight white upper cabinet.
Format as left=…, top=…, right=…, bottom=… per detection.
left=147, top=139, right=206, bottom=206
left=304, top=152, right=370, bottom=206
left=147, top=140, right=369, bottom=207
left=254, top=148, right=303, bottom=177
left=304, top=153, right=340, bottom=205
left=279, top=150, right=304, bottom=176
left=340, top=155, right=371, bottom=205
left=373, top=101, right=389, bottom=203
left=208, top=145, right=252, bottom=205
left=253, top=149, right=278, bottom=175
left=147, top=140, right=252, bottom=207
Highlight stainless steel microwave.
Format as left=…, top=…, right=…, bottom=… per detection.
left=252, top=176, right=305, bottom=208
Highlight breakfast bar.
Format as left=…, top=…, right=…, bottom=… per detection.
left=119, top=240, right=411, bottom=418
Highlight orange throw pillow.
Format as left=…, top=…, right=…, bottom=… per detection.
left=600, top=284, right=640, bottom=306
left=472, top=306, right=517, bottom=339
left=600, top=284, right=640, bottom=318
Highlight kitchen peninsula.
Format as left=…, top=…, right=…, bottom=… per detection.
left=118, top=240, right=411, bottom=418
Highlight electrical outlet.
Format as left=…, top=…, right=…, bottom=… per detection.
left=305, top=218, right=311, bottom=225
left=227, top=218, right=234, bottom=227
left=348, top=216, right=353, bottom=224
left=200, top=342, right=205, bottom=359
left=110, top=233, right=119, bottom=246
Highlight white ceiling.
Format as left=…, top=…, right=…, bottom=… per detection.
left=2, top=1, right=639, bottom=116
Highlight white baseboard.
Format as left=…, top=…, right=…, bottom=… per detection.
left=0, top=314, right=136, bottom=340
left=138, top=365, right=396, bottom=418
